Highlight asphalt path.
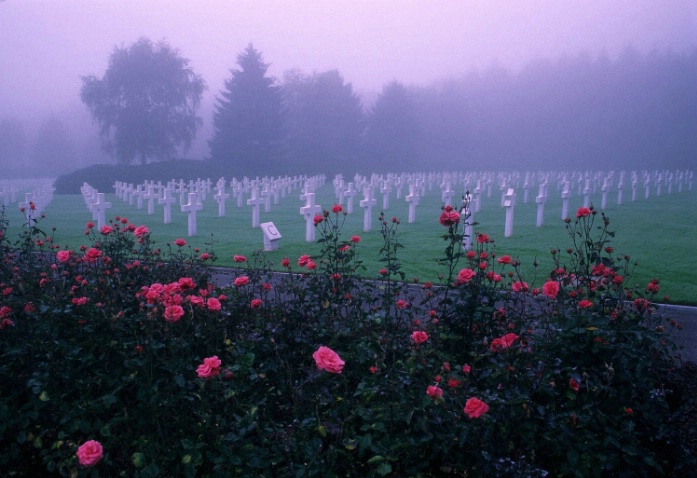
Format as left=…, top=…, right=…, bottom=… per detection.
left=211, top=268, right=697, bottom=363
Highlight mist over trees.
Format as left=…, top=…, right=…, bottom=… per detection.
left=208, top=44, right=285, bottom=175
left=80, top=37, right=206, bottom=165
left=282, top=69, right=364, bottom=175
left=2, top=43, right=695, bottom=179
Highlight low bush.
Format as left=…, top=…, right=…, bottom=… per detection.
left=0, top=200, right=693, bottom=476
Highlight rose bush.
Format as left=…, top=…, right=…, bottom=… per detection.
left=0, top=203, right=693, bottom=477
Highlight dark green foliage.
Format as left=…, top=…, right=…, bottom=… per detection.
left=208, top=44, right=285, bottom=175
left=0, top=204, right=694, bottom=476
left=81, top=37, right=206, bottom=165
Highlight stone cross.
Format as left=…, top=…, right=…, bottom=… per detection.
left=359, top=186, right=377, bottom=232
left=92, top=192, right=112, bottom=229
left=246, top=187, right=264, bottom=228
left=504, top=188, right=515, bottom=238
left=600, top=178, right=609, bottom=210
left=158, top=187, right=176, bottom=224
left=617, top=178, right=624, bottom=206
left=523, top=177, right=530, bottom=204
left=143, top=184, right=158, bottom=215
left=632, top=177, right=638, bottom=202
left=561, top=181, right=571, bottom=220
left=299, top=192, right=322, bottom=242
left=133, top=184, right=144, bottom=209
left=181, top=192, right=203, bottom=237
left=344, top=182, right=358, bottom=214
left=381, top=180, right=392, bottom=210
left=214, top=184, right=230, bottom=217
left=19, top=192, right=34, bottom=225
left=405, top=182, right=419, bottom=224
left=582, top=179, right=590, bottom=208
left=441, top=180, right=454, bottom=207
left=535, top=183, right=547, bottom=227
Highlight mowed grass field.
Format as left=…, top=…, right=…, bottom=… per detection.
left=4, top=182, right=697, bottom=305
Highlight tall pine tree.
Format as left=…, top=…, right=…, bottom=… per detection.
left=209, top=44, right=285, bottom=175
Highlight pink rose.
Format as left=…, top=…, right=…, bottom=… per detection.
left=542, top=280, right=560, bottom=299
left=84, top=247, right=102, bottom=263
left=313, top=346, right=345, bottom=374
left=233, top=255, right=247, bottom=263
left=178, top=277, right=195, bottom=289
left=489, top=333, right=519, bottom=352
left=439, top=209, right=460, bottom=226
left=196, top=355, right=222, bottom=378
left=426, top=385, right=443, bottom=400
left=411, top=331, right=429, bottom=344
left=76, top=440, right=103, bottom=467
left=234, top=276, right=249, bottom=287
left=578, top=299, right=593, bottom=309
left=395, top=299, right=409, bottom=309
left=133, top=225, right=149, bottom=237
left=332, top=204, right=343, bottom=213
left=313, top=214, right=323, bottom=225
left=511, top=281, right=528, bottom=293
left=251, top=298, right=263, bottom=309
left=306, top=261, right=317, bottom=270
left=100, top=226, right=113, bottom=235
left=164, top=305, right=184, bottom=322
left=497, top=255, right=512, bottom=265
left=298, top=254, right=312, bottom=267
left=457, top=268, right=475, bottom=284
left=56, top=250, right=71, bottom=263
left=174, top=238, right=187, bottom=247
left=576, top=207, right=591, bottom=218
left=350, top=235, right=361, bottom=243
left=464, top=397, right=489, bottom=419
left=206, top=297, right=221, bottom=311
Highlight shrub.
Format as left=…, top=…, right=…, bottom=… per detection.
left=0, top=202, right=693, bottom=477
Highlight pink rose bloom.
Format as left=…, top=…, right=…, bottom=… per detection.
left=76, top=440, right=103, bottom=467
left=233, top=255, right=247, bottom=263
left=457, top=268, right=475, bottom=284
left=411, top=331, right=429, bottom=344
left=497, top=255, right=512, bottom=265
left=164, top=305, right=185, bottom=322
left=206, top=297, right=221, bottom=311
left=511, top=281, right=529, bottom=293
left=576, top=207, right=591, bottom=218
left=178, top=277, right=195, bottom=289
left=84, top=248, right=102, bottom=263
left=306, top=261, right=317, bottom=270
left=464, top=397, right=490, bottom=419
left=426, top=385, right=443, bottom=400
left=100, top=226, right=113, bottom=235
left=133, top=225, right=149, bottom=237
left=350, top=235, right=361, bottom=243
left=312, top=346, right=345, bottom=374
left=56, top=250, right=71, bottom=263
left=578, top=299, right=593, bottom=309
left=395, top=299, right=409, bottom=309
left=281, top=257, right=291, bottom=268
left=189, top=296, right=204, bottom=307
left=251, top=298, right=263, bottom=309
left=196, top=355, right=222, bottom=378
left=489, top=333, right=519, bottom=352
left=313, top=214, right=323, bottom=225
left=298, top=254, right=312, bottom=267
left=332, top=204, right=343, bottom=213
left=439, top=209, right=460, bottom=226
left=462, top=364, right=471, bottom=374
left=174, top=238, right=187, bottom=247
left=234, top=276, right=249, bottom=287
left=542, top=280, right=560, bottom=299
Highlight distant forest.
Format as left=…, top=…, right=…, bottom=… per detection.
left=1, top=45, right=695, bottom=178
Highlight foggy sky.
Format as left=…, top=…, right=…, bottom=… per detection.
left=2, top=0, right=695, bottom=118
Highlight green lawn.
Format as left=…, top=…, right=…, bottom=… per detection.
left=5, top=182, right=697, bottom=305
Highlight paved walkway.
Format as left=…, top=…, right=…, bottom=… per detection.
left=212, top=268, right=697, bottom=363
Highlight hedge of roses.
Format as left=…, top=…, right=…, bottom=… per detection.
left=0, top=201, right=694, bottom=477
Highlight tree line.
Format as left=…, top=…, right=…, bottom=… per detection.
left=1, top=39, right=695, bottom=177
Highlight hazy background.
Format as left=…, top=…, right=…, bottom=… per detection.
left=1, top=0, right=696, bottom=177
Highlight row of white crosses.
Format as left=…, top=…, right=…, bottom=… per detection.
left=11, top=179, right=55, bottom=225
left=80, top=183, right=112, bottom=229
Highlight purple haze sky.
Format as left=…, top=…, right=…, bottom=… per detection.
left=1, top=0, right=696, bottom=121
